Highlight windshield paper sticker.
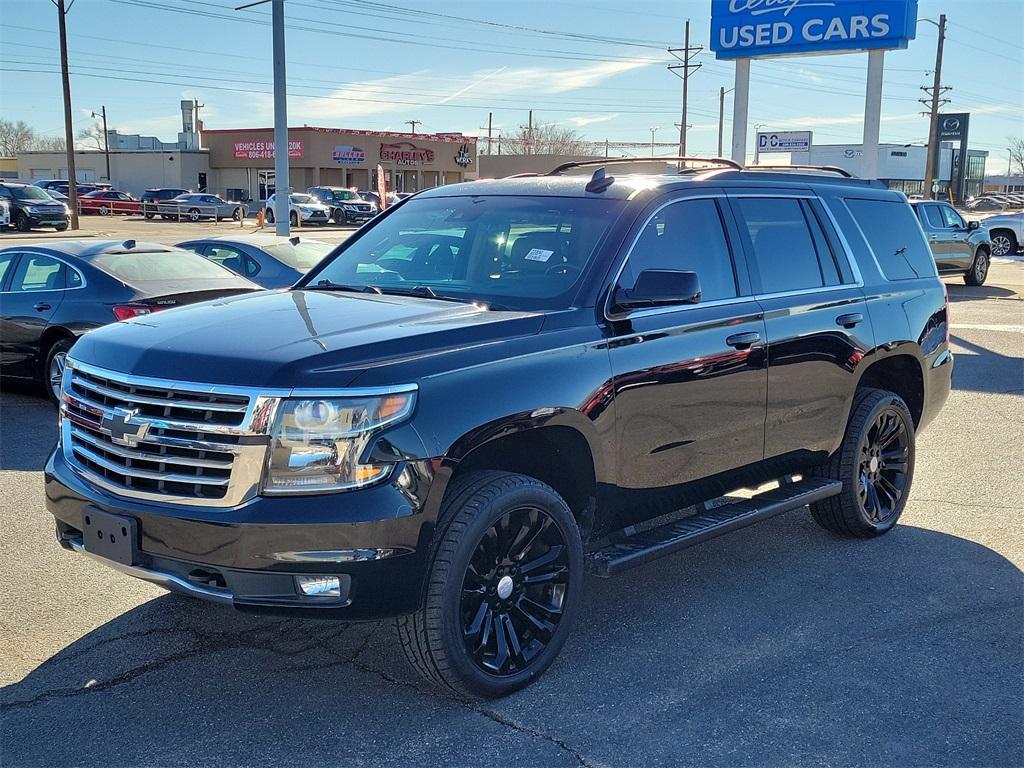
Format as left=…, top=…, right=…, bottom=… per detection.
left=524, top=248, right=554, bottom=262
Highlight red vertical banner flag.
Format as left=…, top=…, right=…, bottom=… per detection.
left=376, top=164, right=388, bottom=211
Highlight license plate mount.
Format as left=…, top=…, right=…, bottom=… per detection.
left=82, top=509, right=139, bottom=566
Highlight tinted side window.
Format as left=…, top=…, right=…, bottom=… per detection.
left=11, top=254, right=65, bottom=291
left=619, top=198, right=738, bottom=301
left=0, top=253, right=17, bottom=288
left=734, top=197, right=824, bottom=294
left=845, top=198, right=936, bottom=281
left=939, top=205, right=965, bottom=229
left=205, top=245, right=247, bottom=275
left=921, top=205, right=944, bottom=229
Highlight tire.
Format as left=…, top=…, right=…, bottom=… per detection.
left=15, top=211, right=30, bottom=232
left=187, top=207, right=202, bottom=223
left=265, top=209, right=274, bottom=224
left=55, top=224, right=68, bottom=232
left=290, top=211, right=298, bottom=227
left=810, top=388, right=915, bottom=538
left=43, top=338, right=74, bottom=405
left=396, top=471, right=583, bottom=699
left=144, top=211, right=155, bottom=220
left=989, top=230, right=1018, bottom=258
left=232, top=207, right=242, bottom=221
left=98, top=205, right=110, bottom=216
left=964, top=247, right=990, bottom=286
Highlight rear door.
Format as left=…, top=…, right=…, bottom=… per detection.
left=0, top=252, right=67, bottom=378
left=727, top=191, right=873, bottom=462
left=606, top=193, right=767, bottom=518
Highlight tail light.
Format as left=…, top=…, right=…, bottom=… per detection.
left=113, top=305, right=163, bottom=321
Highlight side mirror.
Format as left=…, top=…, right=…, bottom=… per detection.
left=613, top=269, right=701, bottom=312
left=967, top=220, right=980, bottom=231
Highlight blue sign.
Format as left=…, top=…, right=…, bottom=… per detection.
left=711, top=0, right=918, bottom=60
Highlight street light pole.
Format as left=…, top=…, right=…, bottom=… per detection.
left=92, top=106, right=110, bottom=181
left=718, top=86, right=734, bottom=157
left=649, top=126, right=660, bottom=157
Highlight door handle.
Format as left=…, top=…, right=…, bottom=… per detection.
left=836, top=313, right=864, bottom=329
left=33, top=302, right=51, bottom=312
left=725, top=331, right=761, bottom=349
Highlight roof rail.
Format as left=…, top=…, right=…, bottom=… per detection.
left=745, top=164, right=854, bottom=178
left=547, top=156, right=742, bottom=175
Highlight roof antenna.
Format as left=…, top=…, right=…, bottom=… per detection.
left=289, top=236, right=300, bottom=245
left=585, top=167, right=615, bottom=193
left=122, top=239, right=136, bottom=249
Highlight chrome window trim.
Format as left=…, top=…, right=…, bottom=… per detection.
left=604, top=192, right=864, bottom=323
left=0, top=252, right=88, bottom=294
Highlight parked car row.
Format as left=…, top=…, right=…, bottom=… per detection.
left=965, top=192, right=1024, bottom=212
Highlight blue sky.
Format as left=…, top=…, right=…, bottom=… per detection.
left=2, top=0, right=1021, bottom=169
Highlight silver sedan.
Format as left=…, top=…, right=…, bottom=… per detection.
left=159, top=194, right=247, bottom=222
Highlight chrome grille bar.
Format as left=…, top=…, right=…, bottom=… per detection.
left=70, top=443, right=231, bottom=487
left=72, top=376, right=248, bottom=413
left=70, top=426, right=234, bottom=469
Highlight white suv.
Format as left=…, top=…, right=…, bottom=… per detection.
left=264, top=193, right=331, bottom=226
left=982, top=212, right=1023, bottom=257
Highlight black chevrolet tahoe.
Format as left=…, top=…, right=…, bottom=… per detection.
left=45, top=159, right=952, bottom=698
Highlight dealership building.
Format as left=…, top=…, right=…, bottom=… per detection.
left=201, top=126, right=477, bottom=201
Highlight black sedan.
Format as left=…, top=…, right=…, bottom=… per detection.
left=0, top=240, right=259, bottom=403
left=176, top=234, right=334, bottom=288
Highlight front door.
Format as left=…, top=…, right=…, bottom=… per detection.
left=0, top=252, right=66, bottom=379
left=606, top=195, right=767, bottom=523
left=727, top=193, right=873, bottom=462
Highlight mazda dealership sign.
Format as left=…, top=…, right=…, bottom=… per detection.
left=711, top=0, right=918, bottom=59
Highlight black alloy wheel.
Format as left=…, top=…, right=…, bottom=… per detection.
left=397, top=471, right=583, bottom=698
left=15, top=211, right=31, bottom=232
left=857, top=410, right=910, bottom=524
left=461, top=506, right=571, bottom=677
left=810, top=387, right=915, bottom=537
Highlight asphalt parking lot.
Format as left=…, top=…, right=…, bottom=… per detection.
left=1, top=254, right=1021, bottom=767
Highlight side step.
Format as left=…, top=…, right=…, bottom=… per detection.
left=585, top=478, right=842, bottom=578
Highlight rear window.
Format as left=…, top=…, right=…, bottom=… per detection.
left=263, top=241, right=333, bottom=271
left=845, top=198, right=936, bottom=281
left=92, top=251, right=236, bottom=283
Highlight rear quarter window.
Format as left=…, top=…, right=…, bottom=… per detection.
left=845, top=198, right=936, bottom=281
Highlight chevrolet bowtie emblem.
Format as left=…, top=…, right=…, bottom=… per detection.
left=100, top=407, right=149, bottom=447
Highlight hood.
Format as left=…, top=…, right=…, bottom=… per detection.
left=70, top=289, right=544, bottom=388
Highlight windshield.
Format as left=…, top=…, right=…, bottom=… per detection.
left=304, top=195, right=624, bottom=310
left=263, top=241, right=333, bottom=271
left=290, top=194, right=316, bottom=204
left=92, top=251, right=237, bottom=283
left=12, top=186, right=54, bottom=201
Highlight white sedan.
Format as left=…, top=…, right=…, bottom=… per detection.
left=264, top=193, right=331, bottom=226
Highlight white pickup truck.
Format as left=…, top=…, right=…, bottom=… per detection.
left=983, top=212, right=1024, bottom=257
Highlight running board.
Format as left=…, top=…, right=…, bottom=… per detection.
left=585, top=478, right=842, bottom=578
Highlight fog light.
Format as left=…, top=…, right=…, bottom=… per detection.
left=296, top=575, right=341, bottom=597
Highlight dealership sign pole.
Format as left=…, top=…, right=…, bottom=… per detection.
left=711, top=0, right=918, bottom=176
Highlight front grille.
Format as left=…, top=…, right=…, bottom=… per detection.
left=61, top=362, right=265, bottom=506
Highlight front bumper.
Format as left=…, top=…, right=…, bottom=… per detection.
left=26, top=210, right=70, bottom=226
left=299, top=210, right=331, bottom=223
left=46, top=446, right=442, bottom=619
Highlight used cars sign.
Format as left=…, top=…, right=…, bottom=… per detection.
left=711, top=0, right=918, bottom=60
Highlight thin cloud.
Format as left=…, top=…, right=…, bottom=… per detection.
left=567, top=113, right=621, bottom=127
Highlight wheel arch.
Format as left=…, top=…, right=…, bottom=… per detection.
left=438, top=411, right=602, bottom=537
left=854, top=352, right=925, bottom=428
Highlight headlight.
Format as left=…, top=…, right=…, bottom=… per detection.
left=262, top=390, right=416, bottom=493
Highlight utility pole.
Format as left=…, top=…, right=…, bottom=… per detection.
left=528, top=110, right=533, bottom=155
left=406, top=119, right=420, bottom=135
left=668, top=19, right=702, bottom=158
left=486, top=112, right=492, bottom=155
left=919, top=14, right=948, bottom=200
left=92, top=106, right=110, bottom=181
left=54, top=0, right=79, bottom=230
left=718, top=86, right=734, bottom=157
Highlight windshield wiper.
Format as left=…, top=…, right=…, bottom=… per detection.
left=374, top=285, right=475, bottom=304
left=305, top=279, right=382, bottom=294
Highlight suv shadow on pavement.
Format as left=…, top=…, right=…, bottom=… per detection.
left=3, top=516, right=1020, bottom=768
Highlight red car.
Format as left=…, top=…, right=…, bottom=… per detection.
left=77, top=190, right=141, bottom=216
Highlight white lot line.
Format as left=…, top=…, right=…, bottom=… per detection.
left=949, top=323, right=1024, bottom=333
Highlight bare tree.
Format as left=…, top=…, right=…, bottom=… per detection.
left=76, top=123, right=104, bottom=151
left=0, top=120, right=37, bottom=155
left=0, top=120, right=66, bottom=154
left=1007, top=137, right=1024, bottom=177
left=500, top=122, right=597, bottom=156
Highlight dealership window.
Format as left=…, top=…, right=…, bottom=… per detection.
left=30, top=169, right=53, bottom=180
